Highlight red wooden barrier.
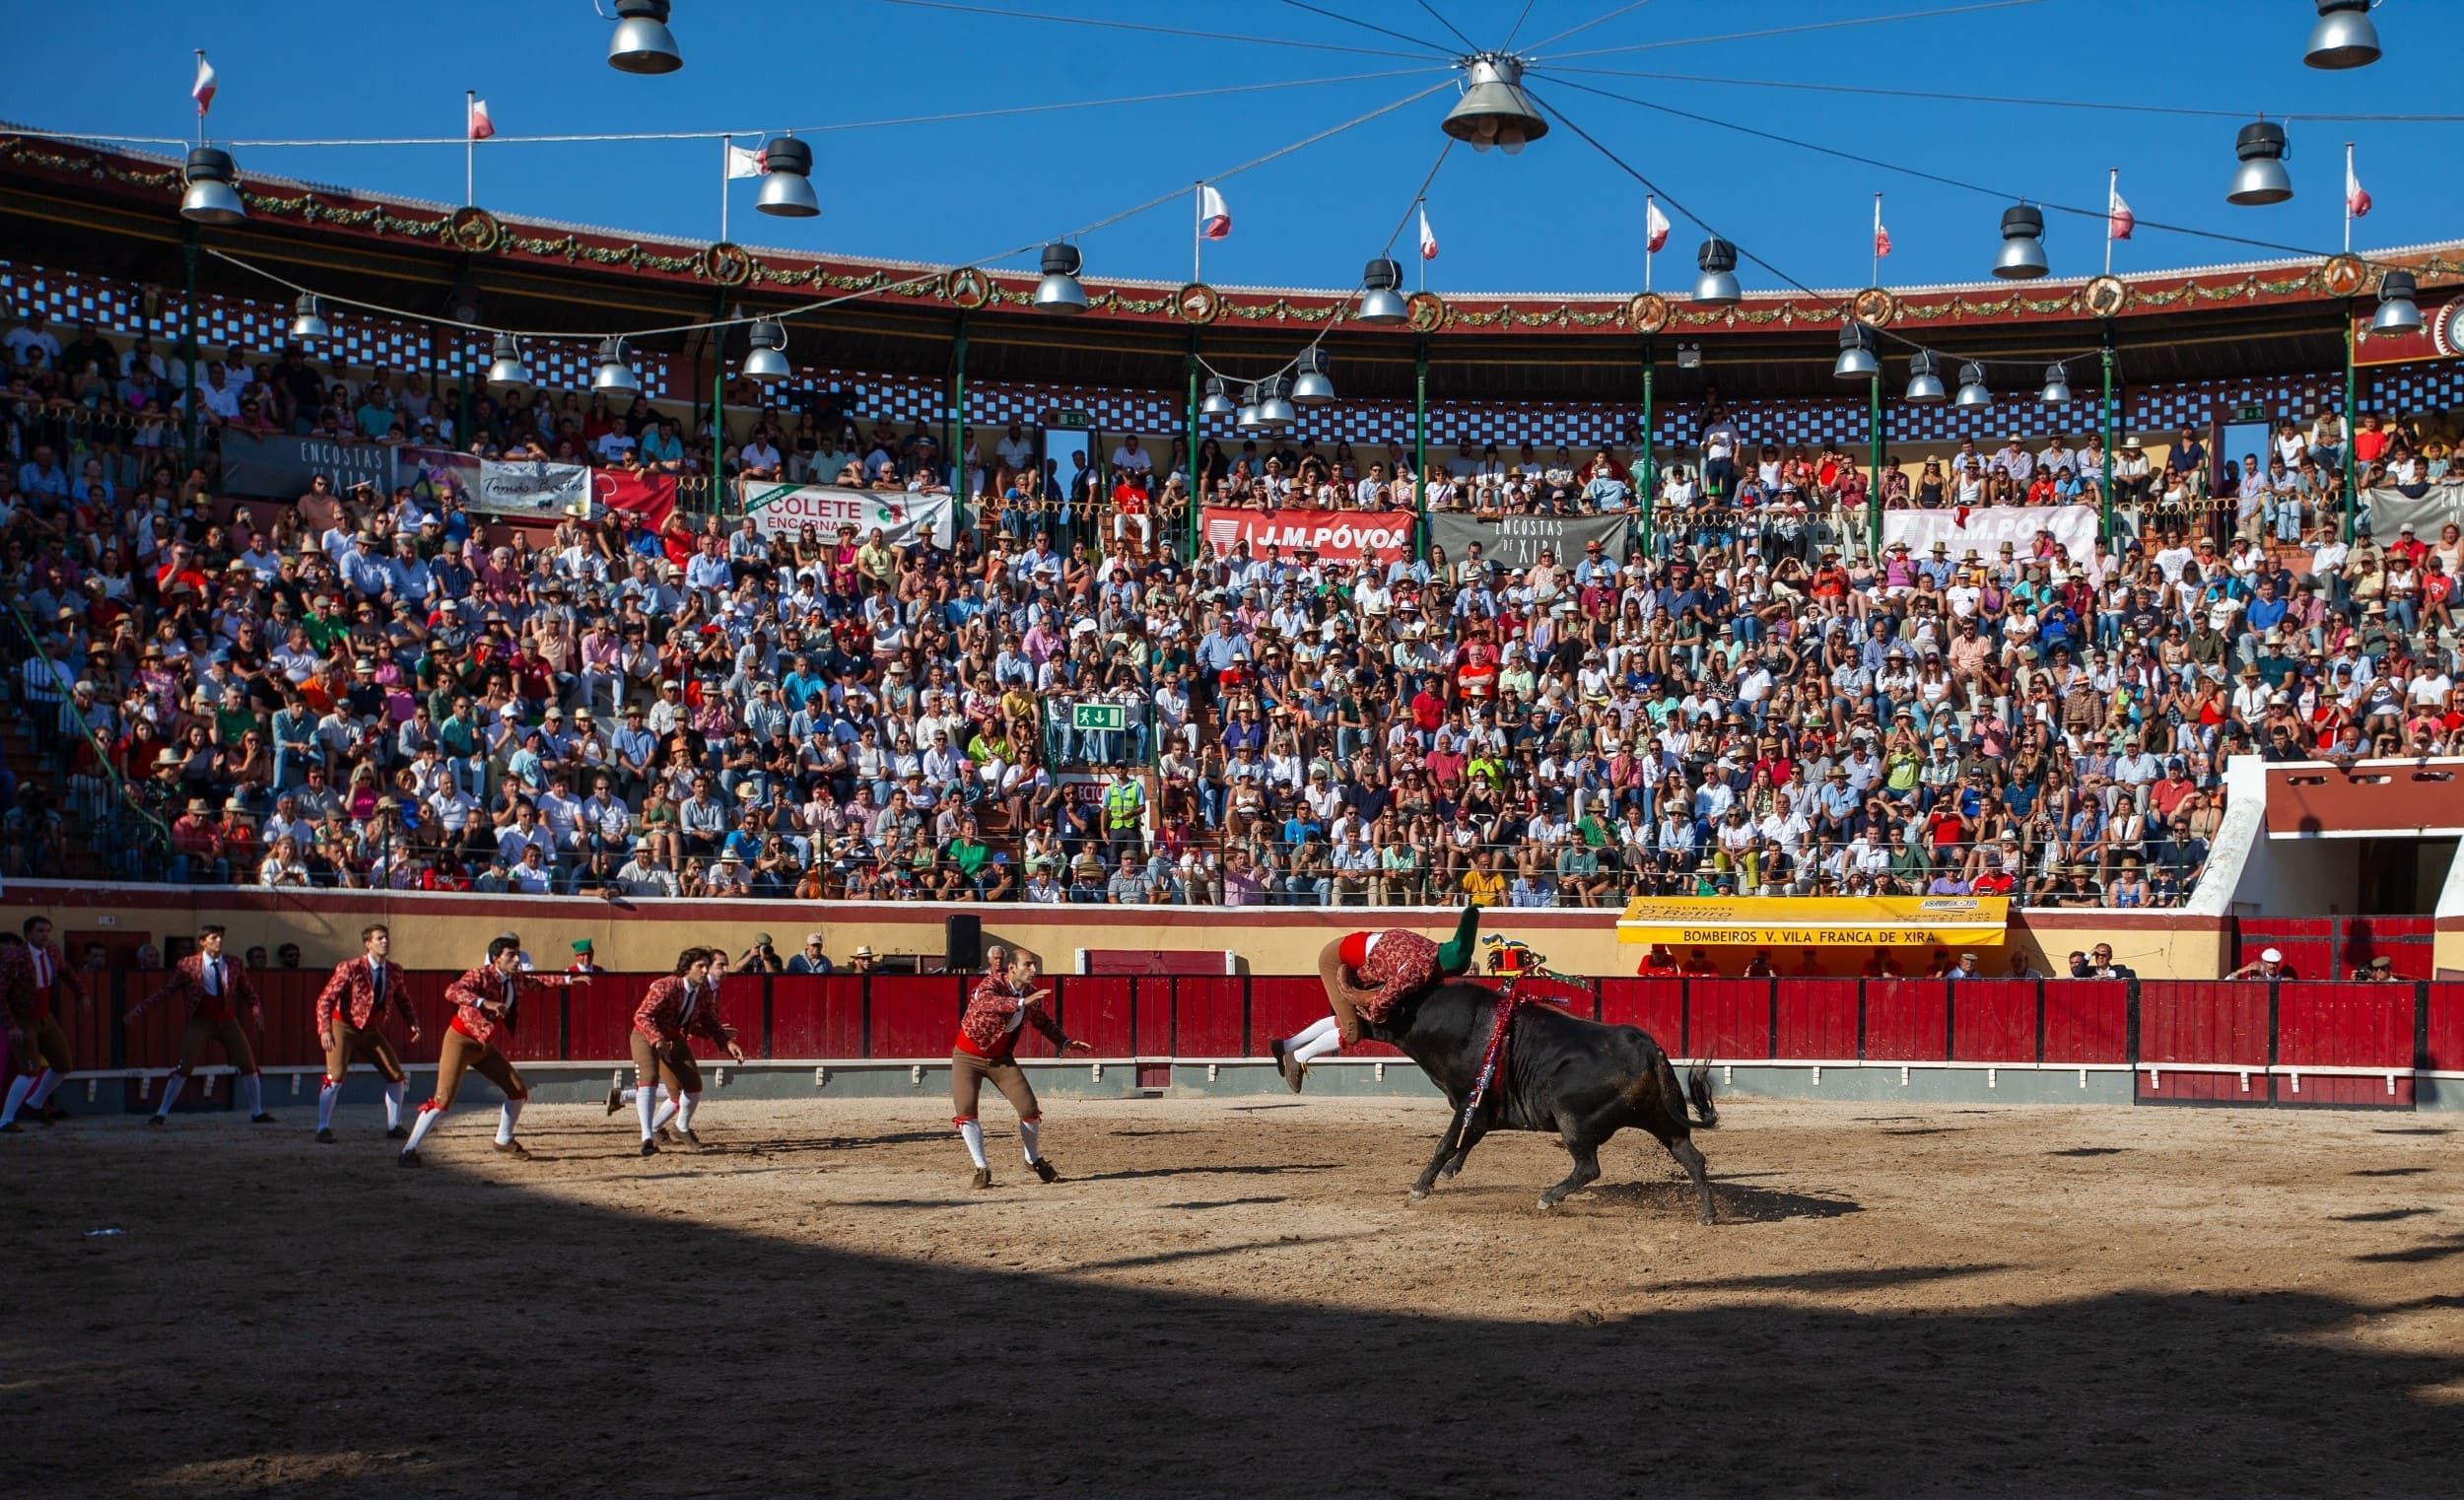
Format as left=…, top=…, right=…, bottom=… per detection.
left=867, top=975, right=957, bottom=1058
left=565, top=972, right=657, bottom=1064
left=2275, top=982, right=2415, bottom=1106
left=1133, top=975, right=1173, bottom=1057
left=1171, top=976, right=1244, bottom=1057
left=2043, top=980, right=2128, bottom=1063
left=768, top=975, right=864, bottom=1058
left=1689, top=978, right=1772, bottom=1059
left=1776, top=978, right=1860, bottom=1058
left=1863, top=979, right=1951, bottom=1062
left=2427, top=985, right=2464, bottom=1075
left=1597, top=978, right=1682, bottom=1050
left=2236, top=919, right=2335, bottom=985
left=2342, top=918, right=2434, bottom=980
left=1951, top=980, right=2037, bottom=1063
left=1053, top=976, right=1135, bottom=1058
left=2138, top=981, right=2271, bottom=1101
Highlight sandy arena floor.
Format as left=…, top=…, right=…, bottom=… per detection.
left=4, top=1092, right=2460, bottom=1498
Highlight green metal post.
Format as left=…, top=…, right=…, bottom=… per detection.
left=1867, top=372, right=1883, bottom=557
left=2099, top=337, right=2117, bottom=545
left=950, top=314, right=968, bottom=520
left=1413, top=335, right=1429, bottom=563
left=710, top=292, right=728, bottom=517
left=1639, top=336, right=1656, bottom=556
left=1186, top=332, right=1201, bottom=559
left=2343, top=311, right=2360, bottom=542
left=180, top=227, right=200, bottom=474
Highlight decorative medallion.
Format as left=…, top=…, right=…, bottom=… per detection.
left=2084, top=275, right=2128, bottom=318
left=1405, top=291, right=1449, bottom=333
left=704, top=240, right=753, bottom=287
left=1175, top=282, right=1221, bottom=325
left=2434, top=300, right=2464, bottom=359
left=1853, top=287, right=1897, bottom=326
left=447, top=205, right=502, bottom=254
left=1626, top=292, right=1670, bottom=333
left=2320, top=254, right=2368, bottom=298
left=947, top=266, right=991, bottom=310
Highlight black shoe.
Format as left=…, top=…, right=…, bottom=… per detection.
left=656, top=1125, right=678, bottom=1143
left=315, top=1126, right=336, bottom=1144
left=639, top=1138, right=660, bottom=1157
left=970, top=1167, right=992, bottom=1190
left=397, top=1150, right=421, bottom=1168
left=0, top=1122, right=20, bottom=1133
left=386, top=1125, right=409, bottom=1140
left=1032, top=1157, right=1060, bottom=1184
left=145, top=1114, right=167, bottom=1127
left=493, top=1138, right=530, bottom=1158
left=674, top=1127, right=703, bottom=1150
left=604, top=1086, right=624, bottom=1117
left=1271, top=1038, right=1305, bottom=1094
left=38, top=1105, right=67, bottom=1123
left=251, top=1113, right=278, bottom=1125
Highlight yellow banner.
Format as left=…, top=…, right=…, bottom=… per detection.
left=1615, top=895, right=2010, bottom=948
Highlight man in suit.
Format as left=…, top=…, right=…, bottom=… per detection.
left=0, top=916, right=88, bottom=1127
left=312, top=922, right=423, bottom=1143
left=399, top=933, right=583, bottom=1167
left=126, top=924, right=273, bottom=1126
left=615, top=947, right=747, bottom=1156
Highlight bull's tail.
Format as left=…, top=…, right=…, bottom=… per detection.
left=1684, top=1057, right=1719, bottom=1129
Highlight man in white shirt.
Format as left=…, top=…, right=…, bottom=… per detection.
left=2, top=312, right=61, bottom=367
left=996, top=422, right=1036, bottom=473
left=1109, top=435, right=1151, bottom=474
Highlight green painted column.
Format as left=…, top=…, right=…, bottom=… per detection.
left=179, top=227, right=199, bottom=475
left=1413, top=334, right=1429, bottom=563
left=950, top=314, right=968, bottom=519
left=2343, top=312, right=2360, bottom=543
left=1867, top=373, right=1883, bottom=557
left=1185, top=332, right=1201, bottom=559
left=710, top=292, right=728, bottom=517
left=1639, top=336, right=1656, bottom=556
left=2100, top=338, right=2117, bottom=545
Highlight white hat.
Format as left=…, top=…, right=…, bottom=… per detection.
left=2261, top=947, right=2283, bottom=964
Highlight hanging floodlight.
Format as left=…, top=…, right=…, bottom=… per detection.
left=754, top=137, right=818, bottom=218
left=1357, top=258, right=1408, bottom=325
left=1904, top=351, right=1947, bottom=403
left=2226, top=121, right=2294, bottom=206
left=486, top=334, right=533, bottom=393
left=1290, top=348, right=1335, bottom=406
left=1235, top=383, right=1265, bottom=432
left=2371, top=269, right=2423, bottom=334
left=1200, top=377, right=1237, bottom=418
left=591, top=337, right=642, bottom=395
left=179, top=146, right=245, bottom=225
left=1833, top=322, right=1881, bottom=380
left=289, top=295, right=330, bottom=342
left=608, top=0, right=683, bottom=74
left=2039, top=363, right=2073, bottom=403
left=1693, top=238, right=1741, bottom=305
left=1033, top=242, right=1088, bottom=314
left=1257, top=376, right=1297, bottom=430
left=1993, top=205, right=2049, bottom=280
left=2305, top=0, right=2381, bottom=69
left=1440, top=54, right=1548, bottom=155
left=1954, top=363, right=1993, bottom=410
left=742, top=318, right=789, bottom=380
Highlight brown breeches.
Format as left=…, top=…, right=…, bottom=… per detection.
left=16, top=1014, right=71, bottom=1075
left=432, top=1030, right=525, bottom=1109
left=949, top=1049, right=1039, bottom=1123
left=324, top=1018, right=407, bottom=1085
left=630, top=1032, right=703, bottom=1098
left=173, top=1017, right=258, bottom=1076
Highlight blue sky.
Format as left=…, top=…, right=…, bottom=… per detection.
left=11, top=1, right=2458, bottom=295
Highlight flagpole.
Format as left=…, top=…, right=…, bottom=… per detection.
left=1644, top=195, right=1654, bottom=294
left=2105, top=169, right=2117, bottom=277
left=720, top=136, right=730, bottom=244
left=1417, top=199, right=1425, bottom=293
left=465, top=91, right=475, bottom=207
left=2345, top=142, right=2355, bottom=253
left=1872, top=193, right=1882, bottom=287
left=1193, top=181, right=1202, bottom=285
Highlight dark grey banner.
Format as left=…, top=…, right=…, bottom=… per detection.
left=218, top=432, right=397, bottom=500
left=1428, top=511, right=1633, bottom=573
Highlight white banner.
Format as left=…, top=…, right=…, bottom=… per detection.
left=1881, top=504, right=2099, bottom=569
left=742, top=484, right=956, bottom=550
left=400, top=446, right=592, bottom=517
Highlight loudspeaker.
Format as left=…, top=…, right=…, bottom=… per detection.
left=945, top=914, right=984, bottom=973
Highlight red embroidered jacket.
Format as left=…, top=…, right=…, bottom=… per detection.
left=1349, top=930, right=1441, bottom=1024
left=956, top=975, right=1067, bottom=1058
left=129, top=953, right=263, bottom=1027
left=0, top=946, right=37, bottom=1036
left=315, top=956, right=420, bottom=1037
left=634, top=974, right=737, bottom=1050
left=25, top=942, right=85, bottom=1022
left=444, top=964, right=568, bottom=1048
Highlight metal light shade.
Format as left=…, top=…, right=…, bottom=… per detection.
left=1441, top=54, right=1548, bottom=154
left=1834, top=322, right=1881, bottom=380
left=754, top=137, right=818, bottom=218
left=1357, top=257, right=1407, bottom=325
left=2305, top=0, right=2380, bottom=68
left=1693, top=237, right=1741, bottom=305
left=1200, top=377, right=1237, bottom=417
left=486, top=334, right=533, bottom=394
left=2039, top=363, right=2073, bottom=403
left=289, top=295, right=330, bottom=342
left=1954, top=363, right=1993, bottom=410
left=591, top=337, right=641, bottom=395
left=2371, top=270, right=2423, bottom=334
left=608, top=0, right=682, bottom=73
left=741, top=318, right=789, bottom=380
left=1993, top=205, right=2048, bottom=280
left=1033, top=242, right=1087, bottom=314
left=1904, top=350, right=1947, bottom=403
left=1290, top=348, right=1335, bottom=406
left=1256, top=376, right=1297, bottom=430
left=1234, top=384, right=1265, bottom=432
left=2226, top=121, right=2293, bottom=205
left=179, top=146, right=245, bottom=225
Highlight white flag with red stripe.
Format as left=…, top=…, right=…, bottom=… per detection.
left=1874, top=210, right=1892, bottom=258
left=2107, top=182, right=2135, bottom=241
left=725, top=142, right=766, bottom=179
left=1417, top=205, right=1438, bottom=261
left=2347, top=155, right=2372, bottom=219
left=1644, top=198, right=1671, bottom=253
left=191, top=53, right=218, bottom=117
left=1198, top=183, right=1230, bottom=240
left=467, top=98, right=495, bottom=141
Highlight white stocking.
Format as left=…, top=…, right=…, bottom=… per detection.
left=957, top=1118, right=988, bottom=1169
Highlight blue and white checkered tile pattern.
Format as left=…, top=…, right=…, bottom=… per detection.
left=1, top=261, right=675, bottom=398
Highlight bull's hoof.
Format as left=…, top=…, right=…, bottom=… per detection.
left=1537, top=1194, right=1558, bottom=1212
left=1406, top=1185, right=1430, bottom=1202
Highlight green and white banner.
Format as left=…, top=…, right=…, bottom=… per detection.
left=742, top=484, right=956, bottom=549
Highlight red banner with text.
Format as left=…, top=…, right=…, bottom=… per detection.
left=1202, top=506, right=1415, bottom=566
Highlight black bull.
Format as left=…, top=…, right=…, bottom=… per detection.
left=1360, top=980, right=1720, bottom=1221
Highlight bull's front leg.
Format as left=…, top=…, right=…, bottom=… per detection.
left=1409, top=1109, right=1470, bottom=1201
left=1439, top=1123, right=1487, bottom=1180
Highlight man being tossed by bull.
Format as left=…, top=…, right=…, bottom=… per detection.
left=1270, top=905, right=1481, bottom=1090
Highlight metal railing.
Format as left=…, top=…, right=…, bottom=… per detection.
left=0, top=595, right=171, bottom=882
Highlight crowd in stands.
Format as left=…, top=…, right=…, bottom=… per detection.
left=9, top=303, right=2464, bottom=917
